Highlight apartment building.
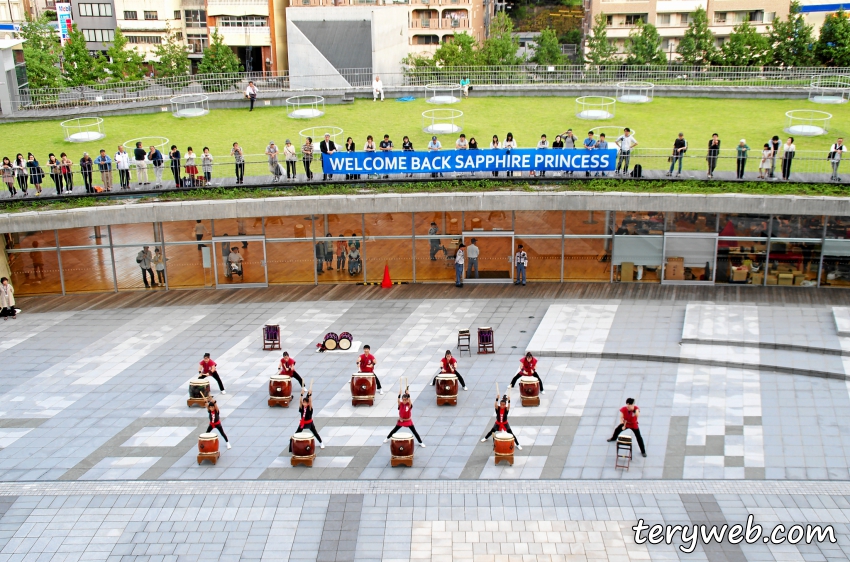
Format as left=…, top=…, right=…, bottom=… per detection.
left=585, top=0, right=791, bottom=62
left=0, top=0, right=30, bottom=39
left=799, top=0, right=850, bottom=34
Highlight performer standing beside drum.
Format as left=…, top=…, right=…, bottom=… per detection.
left=430, top=350, right=468, bottom=390
left=198, top=353, right=226, bottom=394
left=509, top=352, right=545, bottom=393
left=205, top=397, right=231, bottom=449
left=357, top=345, right=383, bottom=395
left=278, top=351, right=304, bottom=387
left=384, top=387, right=425, bottom=447
left=481, top=394, right=522, bottom=449
left=289, top=389, right=324, bottom=451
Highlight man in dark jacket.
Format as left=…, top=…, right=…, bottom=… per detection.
left=320, top=133, right=336, bottom=181
left=148, top=145, right=164, bottom=188
left=79, top=152, right=94, bottom=193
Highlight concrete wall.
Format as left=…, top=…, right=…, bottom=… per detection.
left=286, top=15, right=352, bottom=90
left=370, top=8, right=409, bottom=88
left=3, top=191, right=850, bottom=234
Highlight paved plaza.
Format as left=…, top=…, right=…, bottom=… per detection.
left=3, top=293, right=850, bottom=560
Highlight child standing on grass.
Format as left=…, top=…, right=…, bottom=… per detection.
left=758, top=143, right=771, bottom=179
left=201, top=147, right=213, bottom=186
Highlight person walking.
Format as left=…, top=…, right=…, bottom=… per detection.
left=383, top=389, right=425, bottom=447
left=706, top=133, right=720, bottom=179
left=667, top=132, right=688, bottom=177
left=466, top=238, right=479, bottom=278
left=231, top=142, right=245, bottom=184
left=372, top=75, right=384, bottom=101
left=47, top=153, right=62, bottom=195
left=169, top=145, right=181, bottom=187
left=515, top=244, right=528, bottom=286
left=115, top=145, right=131, bottom=189
left=735, top=139, right=750, bottom=180
left=768, top=135, right=781, bottom=179
left=60, top=153, right=73, bottom=192
left=284, top=139, right=297, bottom=180
left=194, top=220, right=207, bottom=250
left=26, top=153, right=44, bottom=196
left=201, top=147, right=213, bottom=185
left=320, top=133, right=336, bottom=181
left=781, top=136, right=796, bottom=181
left=136, top=246, right=156, bottom=288
left=758, top=143, right=772, bottom=179
left=13, top=154, right=27, bottom=196
left=615, top=128, right=638, bottom=176
left=184, top=147, right=198, bottom=187
left=153, top=247, right=166, bottom=285
left=302, top=137, right=314, bottom=180
left=133, top=141, right=148, bottom=186
left=829, top=137, right=847, bottom=181
left=336, top=234, right=348, bottom=271
left=198, top=352, right=226, bottom=394
left=428, top=222, right=441, bottom=260
left=2, top=157, right=15, bottom=197
left=94, top=149, right=112, bottom=192
left=455, top=242, right=465, bottom=287
left=148, top=145, right=164, bottom=188
left=0, top=277, right=15, bottom=320
left=80, top=152, right=94, bottom=193
left=245, top=80, right=258, bottom=111
left=606, top=397, right=646, bottom=457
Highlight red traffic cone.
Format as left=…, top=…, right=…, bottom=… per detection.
left=381, top=263, right=392, bottom=288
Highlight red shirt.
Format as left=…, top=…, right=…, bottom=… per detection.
left=397, top=402, right=413, bottom=426
left=358, top=353, right=376, bottom=373
left=621, top=406, right=639, bottom=429
left=520, top=357, right=537, bottom=373
left=280, top=357, right=296, bottom=373
left=199, top=359, right=216, bottom=374
left=440, top=357, right=457, bottom=373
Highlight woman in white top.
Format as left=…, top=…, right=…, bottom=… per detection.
left=201, top=147, right=213, bottom=185
left=780, top=136, right=795, bottom=181
left=535, top=134, right=548, bottom=177
left=504, top=132, right=517, bottom=177
left=758, top=143, right=772, bottom=179
left=184, top=147, right=197, bottom=186
left=489, top=135, right=501, bottom=177
left=284, top=140, right=298, bottom=180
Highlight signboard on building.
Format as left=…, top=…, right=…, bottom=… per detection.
left=56, top=3, right=72, bottom=44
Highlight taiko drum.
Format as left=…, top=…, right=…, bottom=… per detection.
left=269, top=375, right=292, bottom=398
left=351, top=373, right=376, bottom=398
left=519, top=376, right=539, bottom=398
left=435, top=374, right=458, bottom=397
left=493, top=432, right=514, bottom=455
left=198, top=432, right=219, bottom=453
left=391, top=431, right=414, bottom=457
left=189, top=378, right=210, bottom=399
left=291, top=432, right=315, bottom=456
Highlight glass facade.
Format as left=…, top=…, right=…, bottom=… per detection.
left=6, top=211, right=850, bottom=295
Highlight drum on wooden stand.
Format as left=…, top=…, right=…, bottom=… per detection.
left=494, top=431, right=515, bottom=465
left=435, top=374, right=458, bottom=406
left=390, top=430, right=414, bottom=467
left=268, top=374, right=292, bottom=407
left=197, top=432, right=220, bottom=465
left=338, top=332, right=353, bottom=350
left=519, top=376, right=540, bottom=407
left=188, top=378, right=210, bottom=407
left=291, top=431, right=316, bottom=467
left=351, top=372, right=376, bottom=406
left=323, top=332, right=339, bottom=350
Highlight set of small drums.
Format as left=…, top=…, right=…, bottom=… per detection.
left=322, top=331, right=353, bottom=351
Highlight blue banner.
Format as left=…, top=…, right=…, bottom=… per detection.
left=323, top=148, right=618, bottom=175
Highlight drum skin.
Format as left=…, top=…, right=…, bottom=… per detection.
left=189, top=378, right=210, bottom=399
left=351, top=373, right=376, bottom=397
left=391, top=432, right=414, bottom=457
left=339, top=332, right=353, bottom=350
left=324, top=332, right=339, bottom=350
left=435, top=375, right=458, bottom=397
left=519, top=376, right=539, bottom=398
left=269, top=375, right=292, bottom=398
left=291, top=433, right=315, bottom=456
left=494, top=432, right=514, bottom=455
left=198, top=432, right=219, bottom=453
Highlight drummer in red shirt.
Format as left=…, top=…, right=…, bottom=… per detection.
left=430, top=350, right=468, bottom=390
left=356, top=344, right=383, bottom=395
left=509, top=352, right=544, bottom=393
left=383, top=389, right=425, bottom=447
left=198, top=352, right=226, bottom=394
left=607, top=398, right=646, bottom=457
left=278, top=351, right=304, bottom=388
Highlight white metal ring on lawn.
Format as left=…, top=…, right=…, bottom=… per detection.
left=286, top=95, right=325, bottom=119
left=808, top=75, right=850, bottom=104
left=170, top=94, right=210, bottom=118
left=425, top=82, right=461, bottom=104
left=422, top=109, right=463, bottom=135
left=123, top=136, right=170, bottom=152
left=616, top=81, right=654, bottom=104
left=61, top=117, right=106, bottom=143
left=299, top=126, right=344, bottom=151
left=576, top=96, right=615, bottom=120
left=784, top=109, right=832, bottom=137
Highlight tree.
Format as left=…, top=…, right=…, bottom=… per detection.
left=62, top=24, right=104, bottom=86
left=153, top=24, right=190, bottom=78
left=719, top=22, right=770, bottom=66
left=816, top=7, right=850, bottom=67
left=478, top=12, right=521, bottom=65
left=532, top=28, right=563, bottom=65
left=676, top=7, right=717, bottom=66
left=198, top=28, right=243, bottom=74
left=17, top=14, right=62, bottom=90
left=432, top=32, right=479, bottom=67
left=768, top=1, right=815, bottom=67
left=584, top=13, right=616, bottom=65
left=624, top=20, right=665, bottom=65
left=105, top=28, right=146, bottom=82
left=559, top=29, right=582, bottom=45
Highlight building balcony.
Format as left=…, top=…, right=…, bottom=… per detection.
left=119, top=20, right=169, bottom=31
left=209, top=25, right=271, bottom=46
left=410, top=17, right=439, bottom=27
left=442, top=17, right=468, bottom=28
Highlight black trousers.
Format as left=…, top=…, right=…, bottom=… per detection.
left=303, top=160, right=312, bottom=179
left=510, top=371, right=543, bottom=392
left=249, top=95, right=256, bottom=111
left=5, top=182, right=14, bottom=195
left=82, top=171, right=93, bottom=192
left=235, top=163, right=245, bottom=183
left=432, top=371, right=466, bottom=387
left=782, top=155, right=793, bottom=180
left=141, top=267, right=155, bottom=287
left=610, top=425, right=646, bottom=454
left=387, top=423, right=422, bottom=443
left=16, top=175, right=27, bottom=193
left=736, top=158, right=746, bottom=179
left=207, top=423, right=228, bottom=442
left=707, top=156, right=718, bottom=175
left=484, top=423, right=518, bottom=444
left=283, top=370, right=304, bottom=387
left=172, top=166, right=181, bottom=186
left=156, top=269, right=166, bottom=284
left=286, top=161, right=296, bottom=178
left=51, top=173, right=63, bottom=194
left=337, top=254, right=346, bottom=270
left=199, top=371, right=225, bottom=392
left=289, top=421, right=322, bottom=451
left=63, top=172, right=73, bottom=191
left=196, top=234, right=204, bottom=250
left=118, top=169, right=130, bottom=188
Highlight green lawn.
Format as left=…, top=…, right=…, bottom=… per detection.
left=4, top=96, right=849, bottom=162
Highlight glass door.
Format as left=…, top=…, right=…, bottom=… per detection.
left=462, top=231, right=514, bottom=283
left=212, top=235, right=268, bottom=288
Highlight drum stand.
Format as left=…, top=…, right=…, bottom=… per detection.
left=521, top=394, right=540, bottom=407
left=291, top=453, right=316, bottom=467
left=268, top=395, right=292, bottom=407
left=391, top=454, right=414, bottom=468
left=436, top=393, right=457, bottom=406
left=197, top=451, right=220, bottom=465
left=352, top=394, right=374, bottom=407
left=188, top=395, right=209, bottom=408
left=494, top=449, right=514, bottom=466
